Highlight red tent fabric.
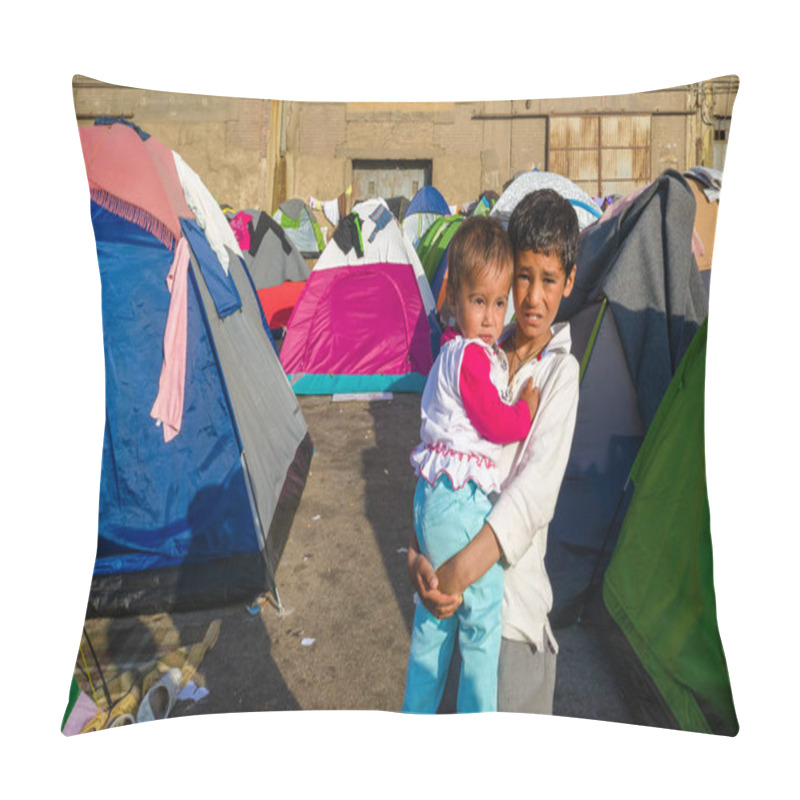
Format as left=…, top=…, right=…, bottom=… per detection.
left=258, top=281, right=307, bottom=329
left=80, top=124, right=183, bottom=250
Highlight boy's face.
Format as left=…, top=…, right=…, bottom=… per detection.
left=449, top=263, right=511, bottom=345
left=512, top=249, right=575, bottom=347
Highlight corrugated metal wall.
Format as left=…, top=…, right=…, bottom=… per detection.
left=549, top=115, right=651, bottom=198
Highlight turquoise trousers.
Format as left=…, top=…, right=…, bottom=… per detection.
left=402, top=475, right=504, bottom=713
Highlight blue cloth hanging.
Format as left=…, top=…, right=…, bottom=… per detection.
left=181, top=218, right=242, bottom=318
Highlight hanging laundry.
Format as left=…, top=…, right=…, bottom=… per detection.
left=310, top=187, right=352, bottom=229
left=310, top=195, right=342, bottom=228
left=332, top=212, right=364, bottom=257
left=181, top=219, right=242, bottom=318
left=150, top=236, right=191, bottom=443
left=173, top=152, right=241, bottom=274
left=368, top=203, right=393, bottom=242
left=229, top=211, right=253, bottom=251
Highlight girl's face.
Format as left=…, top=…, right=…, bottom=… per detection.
left=450, top=264, right=511, bottom=345
left=512, top=249, right=575, bottom=349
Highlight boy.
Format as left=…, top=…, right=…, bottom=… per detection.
left=408, top=189, right=580, bottom=713
left=402, top=216, right=539, bottom=714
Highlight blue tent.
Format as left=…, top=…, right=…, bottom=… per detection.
left=83, top=128, right=312, bottom=616
left=402, top=186, right=451, bottom=247
left=404, top=185, right=451, bottom=218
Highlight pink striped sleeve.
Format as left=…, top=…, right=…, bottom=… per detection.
left=460, top=343, right=531, bottom=444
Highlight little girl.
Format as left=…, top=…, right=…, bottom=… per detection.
left=402, top=216, right=539, bottom=713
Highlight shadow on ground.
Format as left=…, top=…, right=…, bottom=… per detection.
left=78, top=602, right=300, bottom=727
left=74, top=394, right=639, bottom=727
left=362, top=393, right=421, bottom=633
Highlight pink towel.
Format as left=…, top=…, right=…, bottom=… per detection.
left=230, top=211, right=253, bottom=251
left=150, top=236, right=191, bottom=442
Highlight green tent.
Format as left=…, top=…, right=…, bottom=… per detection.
left=414, top=215, right=465, bottom=314
left=416, top=214, right=464, bottom=284
left=602, top=318, right=738, bottom=735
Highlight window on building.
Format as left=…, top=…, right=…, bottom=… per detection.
left=712, top=117, right=732, bottom=172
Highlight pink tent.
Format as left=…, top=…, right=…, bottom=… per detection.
left=280, top=199, right=439, bottom=394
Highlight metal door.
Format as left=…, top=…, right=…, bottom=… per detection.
left=352, top=160, right=432, bottom=202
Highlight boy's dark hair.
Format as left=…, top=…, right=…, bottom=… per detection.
left=507, top=188, right=579, bottom=275
left=447, top=215, right=513, bottom=296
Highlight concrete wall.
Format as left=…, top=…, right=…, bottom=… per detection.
left=73, top=76, right=275, bottom=212
left=282, top=80, right=737, bottom=209
left=73, top=76, right=738, bottom=221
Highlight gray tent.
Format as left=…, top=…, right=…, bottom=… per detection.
left=273, top=198, right=326, bottom=258
left=547, top=169, right=708, bottom=625
left=244, top=210, right=310, bottom=287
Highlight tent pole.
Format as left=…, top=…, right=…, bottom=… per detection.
left=579, top=297, right=608, bottom=383
left=575, top=477, right=630, bottom=625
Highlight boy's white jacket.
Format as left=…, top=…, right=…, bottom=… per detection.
left=488, top=322, right=579, bottom=653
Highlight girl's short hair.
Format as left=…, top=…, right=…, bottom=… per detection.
left=447, top=215, right=513, bottom=295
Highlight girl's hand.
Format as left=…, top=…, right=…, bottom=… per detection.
left=408, top=549, right=462, bottom=619
left=520, top=379, right=540, bottom=422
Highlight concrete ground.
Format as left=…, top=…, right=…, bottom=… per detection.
left=76, top=394, right=639, bottom=726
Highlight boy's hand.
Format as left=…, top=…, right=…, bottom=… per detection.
left=519, top=379, right=540, bottom=422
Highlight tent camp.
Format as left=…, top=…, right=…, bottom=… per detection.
left=491, top=170, right=603, bottom=230
left=80, top=121, right=312, bottom=616
left=523, top=168, right=735, bottom=734
left=537, top=170, right=739, bottom=734
left=418, top=173, right=602, bottom=324
left=272, top=198, right=326, bottom=259
left=597, top=169, right=719, bottom=298
left=280, top=198, right=440, bottom=394
left=228, top=209, right=311, bottom=332
left=402, top=185, right=451, bottom=248
left=459, top=190, right=499, bottom=217
left=547, top=169, right=709, bottom=624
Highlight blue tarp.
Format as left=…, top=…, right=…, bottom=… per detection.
left=93, top=204, right=260, bottom=576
